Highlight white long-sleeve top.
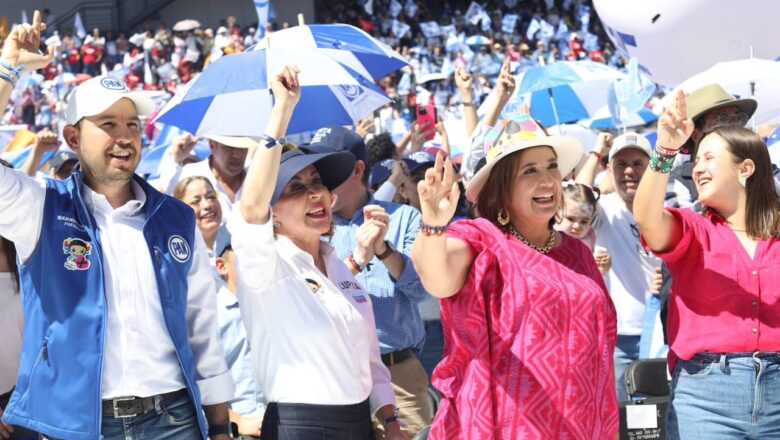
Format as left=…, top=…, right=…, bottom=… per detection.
left=0, top=166, right=234, bottom=404
left=228, top=211, right=396, bottom=416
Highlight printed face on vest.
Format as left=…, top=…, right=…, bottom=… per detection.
left=63, top=238, right=92, bottom=271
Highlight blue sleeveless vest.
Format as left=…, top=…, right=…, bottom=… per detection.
left=3, top=172, right=208, bottom=440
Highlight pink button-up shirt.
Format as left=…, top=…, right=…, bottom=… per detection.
left=647, top=208, right=780, bottom=370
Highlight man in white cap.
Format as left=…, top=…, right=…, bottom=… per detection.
left=159, top=134, right=251, bottom=220
left=577, top=132, right=662, bottom=402
left=0, top=73, right=234, bottom=439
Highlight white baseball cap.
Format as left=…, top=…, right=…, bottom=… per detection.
left=64, top=76, right=155, bottom=125
left=609, top=132, right=652, bottom=162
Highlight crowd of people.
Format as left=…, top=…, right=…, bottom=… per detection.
left=2, top=2, right=780, bottom=440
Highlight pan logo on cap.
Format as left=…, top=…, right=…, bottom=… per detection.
left=100, top=77, right=128, bottom=91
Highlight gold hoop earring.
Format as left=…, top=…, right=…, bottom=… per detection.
left=497, top=208, right=510, bottom=226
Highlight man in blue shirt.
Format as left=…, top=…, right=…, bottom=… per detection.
left=306, top=126, right=433, bottom=438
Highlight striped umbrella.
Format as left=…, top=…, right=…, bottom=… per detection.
left=260, top=23, right=408, bottom=81
left=154, top=47, right=390, bottom=136
left=480, top=61, right=627, bottom=129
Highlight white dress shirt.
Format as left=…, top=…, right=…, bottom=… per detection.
left=0, top=273, right=23, bottom=395
left=228, top=211, right=396, bottom=416
left=0, top=166, right=234, bottom=404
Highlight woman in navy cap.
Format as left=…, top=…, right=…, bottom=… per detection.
left=227, top=66, right=407, bottom=440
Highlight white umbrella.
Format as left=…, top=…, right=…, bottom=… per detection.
left=662, top=59, right=780, bottom=126
left=594, top=0, right=780, bottom=86
left=172, top=19, right=201, bottom=32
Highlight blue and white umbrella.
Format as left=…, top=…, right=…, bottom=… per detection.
left=480, top=61, right=627, bottom=128
left=262, top=24, right=408, bottom=81
left=155, top=47, right=390, bottom=136
left=465, top=35, right=491, bottom=46
left=584, top=107, right=658, bottom=129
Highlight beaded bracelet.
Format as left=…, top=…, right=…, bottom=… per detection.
left=419, top=221, right=448, bottom=237
left=649, top=149, right=676, bottom=173
left=655, top=145, right=680, bottom=157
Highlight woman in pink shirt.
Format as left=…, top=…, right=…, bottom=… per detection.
left=635, top=91, right=780, bottom=439
left=411, top=113, right=618, bottom=439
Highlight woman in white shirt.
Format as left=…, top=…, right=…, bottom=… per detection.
left=227, top=67, right=407, bottom=440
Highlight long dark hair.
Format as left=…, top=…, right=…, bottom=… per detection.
left=0, top=158, right=20, bottom=293
left=709, top=126, right=780, bottom=239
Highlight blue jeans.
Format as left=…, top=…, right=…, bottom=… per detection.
left=614, top=334, right=641, bottom=402
left=418, top=320, right=444, bottom=378
left=667, top=352, right=780, bottom=439
left=101, top=392, right=201, bottom=440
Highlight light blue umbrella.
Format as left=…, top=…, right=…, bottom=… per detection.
left=465, top=35, right=491, bottom=46
left=262, top=23, right=408, bottom=81
left=584, top=107, right=658, bottom=129
left=480, top=61, right=627, bottom=128
left=155, top=47, right=390, bottom=136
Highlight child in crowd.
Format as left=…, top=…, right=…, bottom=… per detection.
left=556, top=182, right=612, bottom=274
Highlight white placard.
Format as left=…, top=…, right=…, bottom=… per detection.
left=626, top=404, right=658, bottom=430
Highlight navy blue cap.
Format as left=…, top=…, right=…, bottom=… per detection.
left=49, top=150, right=79, bottom=172
left=307, top=126, right=368, bottom=164
left=214, top=224, right=232, bottom=257
left=369, top=159, right=396, bottom=189
left=272, top=149, right=356, bottom=205
left=403, top=150, right=436, bottom=173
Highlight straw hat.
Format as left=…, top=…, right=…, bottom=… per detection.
left=466, top=114, right=583, bottom=203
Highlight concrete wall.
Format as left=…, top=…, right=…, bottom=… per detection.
left=1, top=0, right=315, bottom=32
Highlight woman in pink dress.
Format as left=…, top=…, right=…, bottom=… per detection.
left=411, top=114, right=618, bottom=439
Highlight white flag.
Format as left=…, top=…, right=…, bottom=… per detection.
left=440, top=24, right=456, bottom=38
left=21, top=10, right=28, bottom=24
left=363, top=0, right=374, bottom=15
left=255, top=0, right=270, bottom=37
left=390, top=0, right=403, bottom=18
left=465, top=2, right=484, bottom=25
left=419, top=21, right=441, bottom=38
left=526, top=17, right=541, bottom=41
left=405, top=0, right=418, bottom=18
left=479, top=11, right=492, bottom=32
left=392, top=20, right=411, bottom=38
left=74, top=12, right=86, bottom=39
left=44, top=33, right=62, bottom=48
left=538, top=20, right=555, bottom=44
left=502, top=14, right=518, bottom=34
left=504, top=0, right=519, bottom=7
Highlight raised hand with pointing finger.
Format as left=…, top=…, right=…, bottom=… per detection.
left=1, top=10, right=58, bottom=72
left=657, top=89, right=695, bottom=150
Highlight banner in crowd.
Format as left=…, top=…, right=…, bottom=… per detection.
left=502, top=14, right=518, bottom=34
left=593, top=0, right=780, bottom=86
left=420, top=22, right=441, bottom=38
left=390, top=0, right=403, bottom=18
